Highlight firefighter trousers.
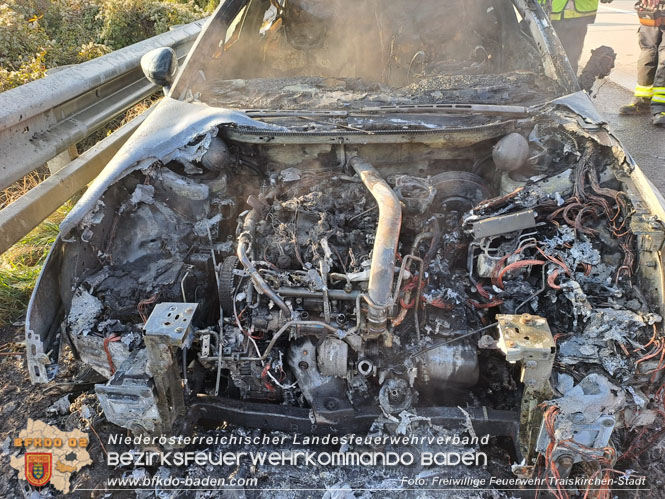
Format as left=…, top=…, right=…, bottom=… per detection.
left=636, top=24, right=665, bottom=113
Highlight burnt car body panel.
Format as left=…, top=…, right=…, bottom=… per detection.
left=26, top=98, right=283, bottom=383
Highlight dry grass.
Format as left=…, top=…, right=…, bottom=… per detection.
left=123, top=95, right=160, bottom=122
left=0, top=170, right=72, bottom=325
left=0, top=168, right=50, bottom=210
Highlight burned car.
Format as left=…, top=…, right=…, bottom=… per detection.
left=25, top=0, right=665, bottom=492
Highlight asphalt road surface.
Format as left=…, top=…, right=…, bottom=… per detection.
left=580, top=1, right=665, bottom=194
left=589, top=82, right=665, bottom=193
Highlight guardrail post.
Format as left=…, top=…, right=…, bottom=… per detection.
left=47, top=145, right=79, bottom=174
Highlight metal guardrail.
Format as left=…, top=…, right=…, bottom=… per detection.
left=0, top=19, right=205, bottom=255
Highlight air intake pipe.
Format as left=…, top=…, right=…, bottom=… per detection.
left=349, top=157, right=402, bottom=335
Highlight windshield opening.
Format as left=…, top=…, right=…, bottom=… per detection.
left=176, top=0, right=564, bottom=109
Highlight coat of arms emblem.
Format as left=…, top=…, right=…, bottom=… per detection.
left=25, top=453, right=52, bottom=487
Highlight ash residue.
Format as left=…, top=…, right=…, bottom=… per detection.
left=207, top=73, right=556, bottom=112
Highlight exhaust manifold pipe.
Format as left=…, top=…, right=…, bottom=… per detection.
left=349, top=157, right=402, bottom=335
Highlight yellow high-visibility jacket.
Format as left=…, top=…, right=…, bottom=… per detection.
left=539, top=0, right=599, bottom=21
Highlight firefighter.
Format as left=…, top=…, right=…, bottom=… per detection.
left=539, top=0, right=614, bottom=73
left=619, top=0, right=665, bottom=127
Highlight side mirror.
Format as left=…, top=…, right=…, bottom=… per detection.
left=140, top=47, right=178, bottom=89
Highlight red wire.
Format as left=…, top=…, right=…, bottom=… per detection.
left=261, top=363, right=275, bottom=391
left=497, top=259, right=546, bottom=289
left=103, top=335, right=121, bottom=375
left=429, top=298, right=454, bottom=310
left=547, top=269, right=562, bottom=290
left=476, top=281, right=490, bottom=299
left=467, top=298, right=504, bottom=309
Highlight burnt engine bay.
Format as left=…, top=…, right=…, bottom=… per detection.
left=46, top=110, right=665, bottom=484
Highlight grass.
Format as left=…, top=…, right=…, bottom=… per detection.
left=0, top=168, right=59, bottom=326
left=0, top=201, right=73, bottom=326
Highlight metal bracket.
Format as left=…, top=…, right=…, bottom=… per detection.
left=471, top=209, right=536, bottom=240
left=144, top=302, right=198, bottom=433
left=497, top=314, right=555, bottom=467
left=144, top=302, right=197, bottom=346
left=535, top=414, right=616, bottom=471
left=630, top=215, right=665, bottom=252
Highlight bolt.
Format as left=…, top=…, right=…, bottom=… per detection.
left=507, top=340, right=516, bottom=348
left=520, top=315, right=534, bottom=325
left=556, top=455, right=574, bottom=470
left=298, top=361, right=309, bottom=370
left=185, top=308, right=193, bottom=314
left=175, top=327, right=183, bottom=333
left=601, top=418, right=614, bottom=427
left=324, top=399, right=338, bottom=411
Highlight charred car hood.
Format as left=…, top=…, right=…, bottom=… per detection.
left=58, top=92, right=597, bottom=239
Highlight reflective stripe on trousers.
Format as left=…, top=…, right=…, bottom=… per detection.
left=635, top=84, right=654, bottom=98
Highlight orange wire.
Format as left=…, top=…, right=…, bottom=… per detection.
left=497, top=259, right=546, bottom=289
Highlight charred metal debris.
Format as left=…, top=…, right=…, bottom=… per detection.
left=27, top=101, right=665, bottom=496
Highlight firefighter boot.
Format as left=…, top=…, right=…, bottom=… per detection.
left=619, top=97, right=652, bottom=115
left=653, top=112, right=665, bottom=127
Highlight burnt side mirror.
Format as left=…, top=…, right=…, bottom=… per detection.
left=141, top=47, right=178, bottom=89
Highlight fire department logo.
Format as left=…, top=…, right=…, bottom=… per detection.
left=25, top=453, right=52, bottom=487
left=11, top=419, right=91, bottom=493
